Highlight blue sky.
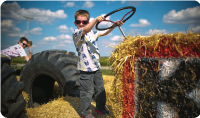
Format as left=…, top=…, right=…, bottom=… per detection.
left=1, top=1, right=200, bottom=57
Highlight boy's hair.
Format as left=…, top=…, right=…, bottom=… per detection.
left=19, top=37, right=28, bottom=43
left=28, top=41, right=32, bottom=46
left=74, top=10, right=90, bottom=21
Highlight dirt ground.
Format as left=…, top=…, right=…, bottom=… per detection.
left=17, top=75, right=120, bottom=118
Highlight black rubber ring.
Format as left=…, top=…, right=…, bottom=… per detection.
left=95, top=6, right=136, bottom=30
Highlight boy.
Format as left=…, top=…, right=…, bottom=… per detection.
left=1, top=37, right=30, bottom=62
left=72, top=9, right=123, bottom=118
left=25, top=41, right=33, bottom=59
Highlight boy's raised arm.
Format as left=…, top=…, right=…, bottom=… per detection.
left=82, top=16, right=105, bottom=36
left=100, top=21, right=123, bottom=37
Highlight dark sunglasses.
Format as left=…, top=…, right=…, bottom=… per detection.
left=75, top=20, right=89, bottom=25
left=21, top=42, right=28, bottom=47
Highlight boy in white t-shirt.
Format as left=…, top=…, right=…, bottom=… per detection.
left=72, top=9, right=123, bottom=118
left=1, top=37, right=30, bottom=62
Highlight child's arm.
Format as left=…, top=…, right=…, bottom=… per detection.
left=100, top=21, right=123, bottom=36
left=29, top=47, right=33, bottom=58
left=24, top=56, right=29, bottom=62
left=30, top=53, right=32, bottom=58
left=82, top=16, right=105, bottom=36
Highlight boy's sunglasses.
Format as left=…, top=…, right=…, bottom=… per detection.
left=75, top=20, right=89, bottom=25
left=21, top=42, right=28, bottom=47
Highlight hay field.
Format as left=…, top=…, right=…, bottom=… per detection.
left=17, top=75, right=120, bottom=118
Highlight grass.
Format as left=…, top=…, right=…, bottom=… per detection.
left=11, top=65, right=23, bottom=70
left=11, top=57, right=26, bottom=64
left=11, top=56, right=112, bottom=66
left=11, top=66, right=115, bottom=76
left=99, top=57, right=110, bottom=66
left=11, top=56, right=114, bottom=75
left=101, top=69, right=115, bottom=76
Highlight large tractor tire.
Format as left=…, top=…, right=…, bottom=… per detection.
left=1, top=57, right=26, bottom=118
left=20, top=50, right=80, bottom=108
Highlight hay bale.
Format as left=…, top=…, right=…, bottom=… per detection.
left=24, top=75, right=116, bottom=118
left=110, top=31, right=200, bottom=74
left=25, top=96, right=80, bottom=118
left=109, top=31, right=200, bottom=118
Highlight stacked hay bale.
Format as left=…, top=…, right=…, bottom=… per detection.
left=109, top=31, right=200, bottom=118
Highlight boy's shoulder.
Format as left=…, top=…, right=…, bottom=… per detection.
left=73, top=28, right=81, bottom=32
left=6, top=44, right=20, bottom=49
left=13, top=44, right=22, bottom=48
left=2, top=44, right=22, bottom=52
left=73, top=28, right=97, bottom=33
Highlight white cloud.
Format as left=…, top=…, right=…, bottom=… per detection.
left=83, top=1, right=94, bottom=8
left=98, top=30, right=112, bottom=36
left=99, top=20, right=113, bottom=29
left=7, top=33, right=24, bottom=37
left=57, top=25, right=69, bottom=33
left=89, top=17, right=112, bottom=36
left=163, top=6, right=200, bottom=25
left=64, top=2, right=75, bottom=7
left=130, top=19, right=151, bottom=27
left=30, top=27, right=42, bottom=34
left=189, top=25, right=200, bottom=32
left=56, top=34, right=72, bottom=40
left=110, top=35, right=122, bottom=41
left=121, top=0, right=126, bottom=4
left=6, top=28, right=24, bottom=37
left=91, top=15, right=113, bottom=30
left=128, top=0, right=154, bottom=6
left=44, top=37, right=56, bottom=41
left=89, top=18, right=95, bottom=22
left=70, top=27, right=74, bottom=32
left=1, top=19, right=14, bottom=27
left=53, top=44, right=66, bottom=49
left=64, top=40, right=73, bottom=43
left=146, top=29, right=167, bottom=35
left=1, top=19, right=26, bottom=37
left=2, top=25, right=21, bottom=33
left=41, top=34, right=72, bottom=48
left=60, top=0, right=66, bottom=3
left=106, top=42, right=118, bottom=47
left=106, top=0, right=115, bottom=4
left=1, top=2, right=67, bottom=24
left=42, top=34, right=72, bottom=42
left=57, top=25, right=74, bottom=33
left=14, top=27, right=21, bottom=32
left=32, top=45, right=36, bottom=48
left=99, top=40, right=117, bottom=49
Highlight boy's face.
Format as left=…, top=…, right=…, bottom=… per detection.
left=74, top=15, right=89, bottom=29
left=19, top=41, right=28, bottom=48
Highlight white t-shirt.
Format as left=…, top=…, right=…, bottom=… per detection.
left=72, top=29, right=101, bottom=72
left=1, top=44, right=27, bottom=59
